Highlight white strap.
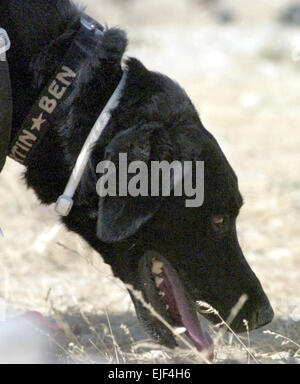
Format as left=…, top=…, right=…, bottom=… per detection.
left=0, top=29, right=10, bottom=61
left=55, top=69, right=128, bottom=216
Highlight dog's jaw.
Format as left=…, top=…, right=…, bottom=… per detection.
left=136, top=252, right=214, bottom=360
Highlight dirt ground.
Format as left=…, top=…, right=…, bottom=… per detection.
left=0, top=0, right=299, bottom=364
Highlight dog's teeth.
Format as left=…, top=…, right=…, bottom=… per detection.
left=152, top=260, right=164, bottom=275
left=155, top=277, right=164, bottom=287
left=174, top=327, right=187, bottom=336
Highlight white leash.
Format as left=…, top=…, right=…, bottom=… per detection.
left=55, top=69, right=128, bottom=216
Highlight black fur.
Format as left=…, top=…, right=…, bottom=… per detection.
left=1, top=0, right=273, bottom=347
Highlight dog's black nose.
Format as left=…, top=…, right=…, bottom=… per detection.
left=230, top=297, right=274, bottom=333
left=255, top=302, right=274, bottom=329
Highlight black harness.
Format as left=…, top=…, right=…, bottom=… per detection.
left=0, top=28, right=12, bottom=173
left=1, top=16, right=104, bottom=169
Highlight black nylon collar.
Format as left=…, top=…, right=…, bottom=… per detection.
left=9, top=15, right=104, bottom=165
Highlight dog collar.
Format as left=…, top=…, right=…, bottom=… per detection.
left=55, top=69, right=127, bottom=216
left=8, top=15, right=128, bottom=217
left=9, top=15, right=105, bottom=165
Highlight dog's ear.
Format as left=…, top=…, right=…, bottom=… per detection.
left=97, top=194, right=162, bottom=243
left=96, top=124, right=164, bottom=243
left=95, top=125, right=208, bottom=243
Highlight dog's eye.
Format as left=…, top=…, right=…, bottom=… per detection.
left=211, top=215, right=229, bottom=232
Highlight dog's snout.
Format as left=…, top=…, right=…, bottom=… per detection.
left=230, top=296, right=274, bottom=333
left=254, top=302, right=274, bottom=329
left=247, top=297, right=274, bottom=331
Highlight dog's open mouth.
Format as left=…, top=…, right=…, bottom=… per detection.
left=139, top=252, right=214, bottom=360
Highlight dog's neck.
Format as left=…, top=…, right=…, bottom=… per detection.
left=9, top=16, right=107, bottom=167
left=7, top=18, right=123, bottom=205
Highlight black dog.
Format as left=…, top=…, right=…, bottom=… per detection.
left=1, top=0, right=273, bottom=356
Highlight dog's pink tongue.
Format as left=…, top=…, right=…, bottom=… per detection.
left=161, top=264, right=214, bottom=361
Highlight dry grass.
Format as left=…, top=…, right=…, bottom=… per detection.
left=0, top=0, right=299, bottom=363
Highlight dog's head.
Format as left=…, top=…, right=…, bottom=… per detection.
left=2, top=0, right=274, bottom=355
left=88, top=54, right=274, bottom=351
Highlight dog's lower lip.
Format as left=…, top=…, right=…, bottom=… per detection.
left=139, top=252, right=214, bottom=360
